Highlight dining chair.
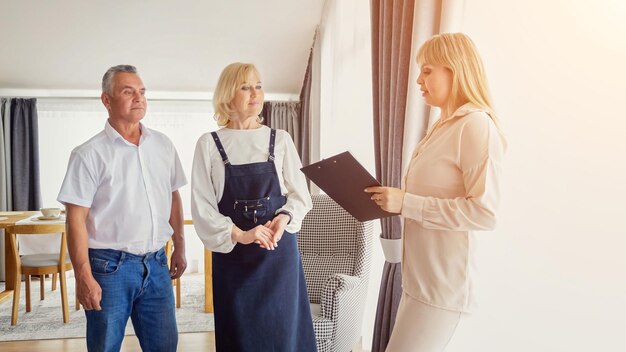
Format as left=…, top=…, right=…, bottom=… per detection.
left=50, top=273, right=78, bottom=310
left=7, top=223, right=73, bottom=325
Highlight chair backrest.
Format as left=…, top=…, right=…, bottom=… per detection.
left=7, top=224, right=68, bottom=269
left=298, top=194, right=373, bottom=304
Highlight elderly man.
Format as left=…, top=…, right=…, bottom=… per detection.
left=58, top=65, right=187, bottom=352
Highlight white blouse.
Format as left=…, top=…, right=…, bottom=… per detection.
left=401, top=104, right=506, bottom=312
left=191, top=125, right=312, bottom=253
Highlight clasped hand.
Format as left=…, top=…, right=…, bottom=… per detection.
left=237, top=214, right=290, bottom=250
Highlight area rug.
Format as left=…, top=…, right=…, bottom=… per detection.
left=0, top=273, right=214, bottom=341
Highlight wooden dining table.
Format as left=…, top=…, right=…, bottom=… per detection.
left=1, top=214, right=214, bottom=313
left=0, top=211, right=39, bottom=305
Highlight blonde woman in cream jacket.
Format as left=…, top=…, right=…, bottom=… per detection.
left=366, top=33, right=507, bottom=352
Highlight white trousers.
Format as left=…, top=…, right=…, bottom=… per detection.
left=385, top=292, right=465, bottom=352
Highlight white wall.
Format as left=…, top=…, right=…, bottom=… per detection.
left=443, top=0, right=626, bottom=351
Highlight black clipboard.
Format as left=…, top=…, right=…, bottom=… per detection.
left=301, top=151, right=395, bottom=222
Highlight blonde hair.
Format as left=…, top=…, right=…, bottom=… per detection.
left=417, top=33, right=500, bottom=127
left=213, top=62, right=264, bottom=126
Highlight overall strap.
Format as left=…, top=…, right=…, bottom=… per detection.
left=268, top=129, right=277, bottom=161
left=210, top=131, right=230, bottom=165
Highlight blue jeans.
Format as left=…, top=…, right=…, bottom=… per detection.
left=86, top=248, right=178, bottom=352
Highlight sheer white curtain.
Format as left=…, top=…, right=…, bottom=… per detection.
left=306, top=0, right=376, bottom=346
left=402, top=0, right=466, bottom=173
left=311, top=0, right=374, bottom=170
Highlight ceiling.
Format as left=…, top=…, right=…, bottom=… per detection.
left=0, top=0, right=325, bottom=95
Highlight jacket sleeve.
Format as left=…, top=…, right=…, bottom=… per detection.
left=402, top=116, right=505, bottom=231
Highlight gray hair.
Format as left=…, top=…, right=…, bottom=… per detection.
left=102, top=65, right=138, bottom=94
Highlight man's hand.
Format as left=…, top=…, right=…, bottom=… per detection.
left=169, top=248, right=187, bottom=279
left=168, top=190, right=186, bottom=278
left=65, top=203, right=101, bottom=310
left=75, top=269, right=102, bottom=311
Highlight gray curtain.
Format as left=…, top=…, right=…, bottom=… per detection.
left=261, top=101, right=272, bottom=127
left=298, top=46, right=313, bottom=167
left=370, top=0, right=416, bottom=351
left=261, top=44, right=312, bottom=169
left=262, top=101, right=303, bottom=157
left=10, top=98, right=42, bottom=211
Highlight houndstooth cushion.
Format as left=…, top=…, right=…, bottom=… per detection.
left=299, top=194, right=374, bottom=352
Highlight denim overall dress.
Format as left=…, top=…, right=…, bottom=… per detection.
left=210, top=129, right=316, bottom=352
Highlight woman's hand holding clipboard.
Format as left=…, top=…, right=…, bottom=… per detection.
left=301, top=151, right=397, bottom=221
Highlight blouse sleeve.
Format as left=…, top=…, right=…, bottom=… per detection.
left=401, top=116, right=505, bottom=231
left=190, top=135, right=236, bottom=253
left=277, top=130, right=312, bottom=233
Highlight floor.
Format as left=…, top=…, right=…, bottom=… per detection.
left=0, top=332, right=216, bottom=352
left=0, top=334, right=367, bottom=351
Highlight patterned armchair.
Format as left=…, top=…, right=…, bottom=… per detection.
left=298, top=194, right=374, bottom=352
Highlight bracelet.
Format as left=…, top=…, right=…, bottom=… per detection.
left=275, top=210, right=293, bottom=224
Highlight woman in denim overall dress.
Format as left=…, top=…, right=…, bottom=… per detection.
left=191, top=63, right=316, bottom=351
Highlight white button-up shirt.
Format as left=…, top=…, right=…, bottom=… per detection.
left=401, top=104, right=506, bottom=312
left=57, top=121, right=187, bottom=254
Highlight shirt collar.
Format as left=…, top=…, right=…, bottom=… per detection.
left=438, top=103, right=491, bottom=125
left=104, top=120, right=151, bottom=144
